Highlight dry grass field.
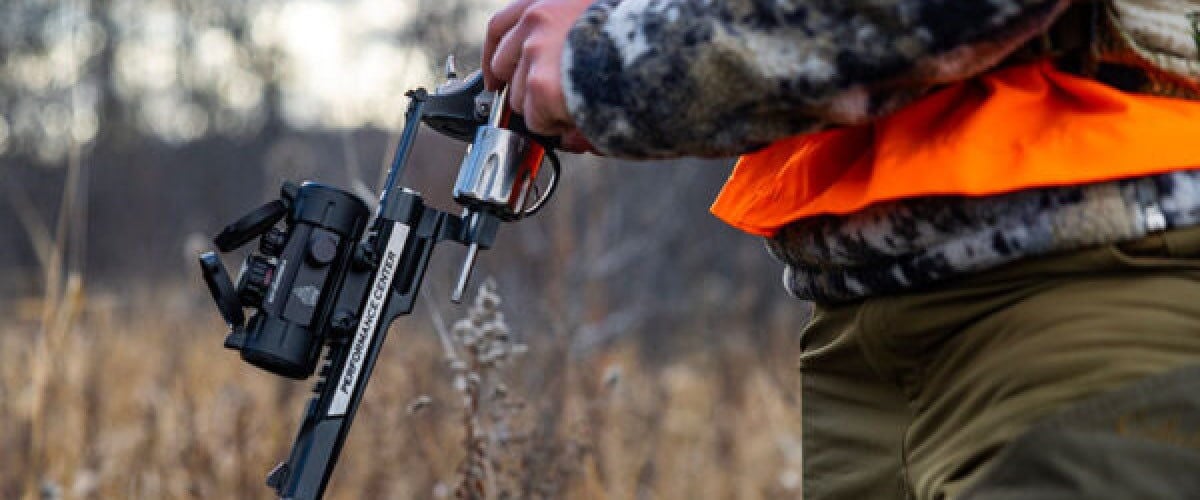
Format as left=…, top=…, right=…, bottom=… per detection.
left=0, top=284, right=806, bottom=499
left=0, top=2, right=811, bottom=498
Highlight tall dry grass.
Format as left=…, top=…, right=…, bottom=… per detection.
left=3, top=137, right=807, bottom=497
left=1, top=281, right=806, bottom=499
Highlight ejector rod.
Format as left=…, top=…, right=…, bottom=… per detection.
left=451, top=242, right=479, bottom=304
left=451, top=86, right=509, bottom=303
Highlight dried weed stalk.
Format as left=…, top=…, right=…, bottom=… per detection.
left=429, top=279, right=529, bottom=500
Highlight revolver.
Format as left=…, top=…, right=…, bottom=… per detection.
left=197, top=67, right=559, bottom=500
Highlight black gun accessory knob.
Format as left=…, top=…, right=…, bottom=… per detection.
left=237, top=255, right=277, bottom=307
left=259, top=227, right=288, bottom=257
left=307, top=230, right=339, bottom=266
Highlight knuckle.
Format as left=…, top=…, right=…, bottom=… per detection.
left=527, top=65, right=562, bottom=94
left=522, top=5, right=553, bottom=26
left=521, top=38, right=543, bottom=56
left=526, top=73, right=556, bottom=97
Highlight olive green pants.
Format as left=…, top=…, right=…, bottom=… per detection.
left=800, top=226, right=1200, bottom=499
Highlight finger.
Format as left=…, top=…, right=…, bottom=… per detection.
left=482, top=0, right=536, bottom=89
left=489, top=17, right=533, bottom=89
left=522, top=62, right=570, bottom=135
left=507, top=45, right=534, bottom=120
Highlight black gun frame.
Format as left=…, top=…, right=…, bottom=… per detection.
left=270, top=88, right=502, bottom=499
left=204, top=78, right=508, bottom=500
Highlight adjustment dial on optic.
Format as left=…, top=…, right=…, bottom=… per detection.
left=260, top=228, right=288, bottom=257
left=237, top=255, right=277, bottom=307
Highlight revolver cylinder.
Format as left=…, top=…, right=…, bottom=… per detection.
left=453, top=125, right=546, bottom=220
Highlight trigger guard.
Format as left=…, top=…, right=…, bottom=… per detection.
left=520, top=152, right=559, bottom=218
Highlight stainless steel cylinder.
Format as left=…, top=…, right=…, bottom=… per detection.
left=453, top=124, right=537, bottom=219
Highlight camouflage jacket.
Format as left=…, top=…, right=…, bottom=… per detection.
left=562, top=0, right=1200, bottom=302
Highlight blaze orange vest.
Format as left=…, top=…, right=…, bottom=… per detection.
left=711, top=60, right=1200, bottom=237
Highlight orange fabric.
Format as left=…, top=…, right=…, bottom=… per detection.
left=711, top=60, right=1200, bottom=237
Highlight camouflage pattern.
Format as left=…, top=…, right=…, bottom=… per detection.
left=561, top=0, right=1200, bottom=157
left=562, top=0, right=1070, bottom=158
left=1085, top=0, right=1200, bottom=99
left=561, top=0, right=1200, bottom=303
left=768, top=169, right=1200, bottom=302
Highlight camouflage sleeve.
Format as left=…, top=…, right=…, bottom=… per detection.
left=562, top=0, right=1071, bottom=158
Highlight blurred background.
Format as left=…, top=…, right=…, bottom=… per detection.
left=0, top=0, right=809, bottom=498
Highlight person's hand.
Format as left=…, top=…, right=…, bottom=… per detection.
left=483, top=0, right=595, bottom=152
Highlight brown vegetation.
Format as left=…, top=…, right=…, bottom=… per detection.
left=1, top=282, right=805, bottom=500
left=1, top=3, right=811, bottom=498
